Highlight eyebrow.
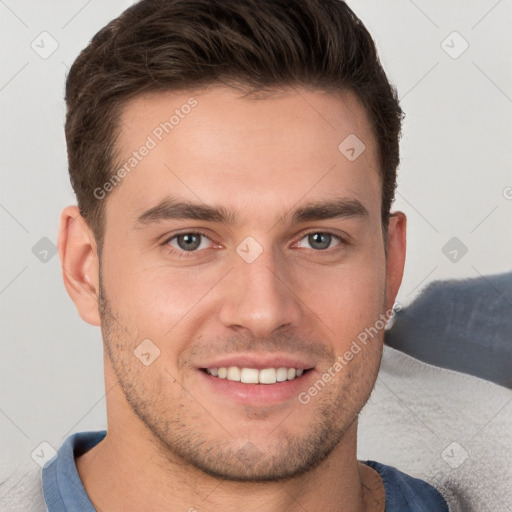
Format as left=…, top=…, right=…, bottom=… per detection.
left=134, top=195, right=369, bottom=228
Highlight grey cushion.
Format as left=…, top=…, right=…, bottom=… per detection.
left=385, top=271, right=512, bottom=388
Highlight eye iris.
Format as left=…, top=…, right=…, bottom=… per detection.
left=177, top=233, right=201, bottom=251
left=309, top=233, right=331, bottom=250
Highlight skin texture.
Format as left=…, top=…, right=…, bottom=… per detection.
left=58, top=86, right=406, bottom=512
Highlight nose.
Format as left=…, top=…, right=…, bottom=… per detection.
left=217, top=244, right=303, bottom=338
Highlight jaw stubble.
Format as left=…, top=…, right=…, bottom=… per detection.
left=97, top=267, right=381, bottom=483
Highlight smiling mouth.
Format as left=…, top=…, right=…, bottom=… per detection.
left=201, top=366, right=311, bottom=384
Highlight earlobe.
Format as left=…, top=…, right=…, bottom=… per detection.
left=385, top=211, right=407, bottom=311
left=57, top=205, right=102, bottom=326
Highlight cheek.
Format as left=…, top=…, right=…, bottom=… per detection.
left=289, top=248, right=386, bottom=343
left=104, top=254, right=222, bottom=336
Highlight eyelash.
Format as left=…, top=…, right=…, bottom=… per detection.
left=161, top=230, right=348, bottom=258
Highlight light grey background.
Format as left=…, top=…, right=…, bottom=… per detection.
left=1, top=0, right=511, bottom=480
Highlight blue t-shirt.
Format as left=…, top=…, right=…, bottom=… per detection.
left=42, top=430, right=449, bottom=511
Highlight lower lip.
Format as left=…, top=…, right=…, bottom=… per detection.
left=197, top=369, right=315, bottom=407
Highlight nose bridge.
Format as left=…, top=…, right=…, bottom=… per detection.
left=218, top=239, right=302, bottom=337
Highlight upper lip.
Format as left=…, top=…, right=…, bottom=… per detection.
left=196, top=353, right=316, bottom=370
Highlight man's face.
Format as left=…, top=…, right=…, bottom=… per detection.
left=96, top=86, right=401, bottom=481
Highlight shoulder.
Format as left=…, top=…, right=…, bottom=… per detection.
left=363, top=460, right=449, bottom=511
left=0, top=463, right=46, bottom=512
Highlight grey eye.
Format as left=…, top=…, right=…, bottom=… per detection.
left=172, top=233, right=204, bottom=251
left=305, top=233, right=335, bottom=250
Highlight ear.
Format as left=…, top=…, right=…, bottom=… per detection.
left=57, top=205, right=101, bottom=326
left=384, top=211, right=407, bottom=311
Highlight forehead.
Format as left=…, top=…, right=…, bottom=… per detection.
left=107, top=86, right=381, bottom=228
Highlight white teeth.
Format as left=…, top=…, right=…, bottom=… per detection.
left=259, top=368, right=277, bottom=384
left=206, top=366, right=307, bottom=384
left=240, top=368, right=259, bottom=384
left=227, top=366, right=241, bottom=381
left=276, top=367, right=288, bottom=382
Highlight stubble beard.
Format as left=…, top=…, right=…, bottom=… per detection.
left=97, top=273, right=381, bottom=483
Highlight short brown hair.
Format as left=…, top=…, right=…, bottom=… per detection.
left=65, top=0, right=403, bottom=251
